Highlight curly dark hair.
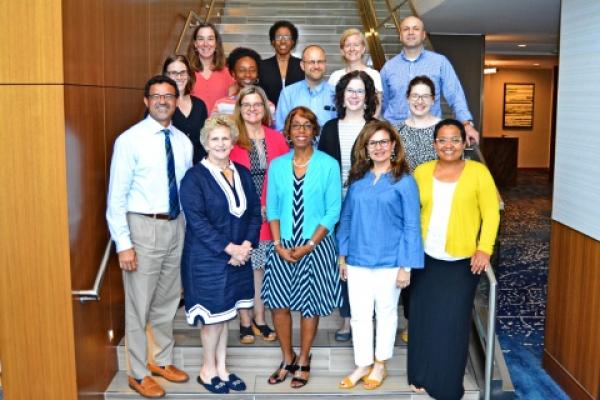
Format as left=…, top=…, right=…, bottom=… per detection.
left=334, top=70, right=378, bottom=120
left=405, top=75, right=436, bottom=98
left=268, top=20, right=299, bottom=46
left=347, top=120, right=409, bottom=186
left=226, top=47, right=262, bottom=73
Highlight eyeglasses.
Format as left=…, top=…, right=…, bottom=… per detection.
left=435, top=137, right=463, bottom=145
left=302, top=59, right=326, bottom=66
left=409, top=93, right=433, bottom=102
left=291, top=123, right=314, bottom=131
left=166, top=70, right=188, bottom=78
left=366, top=139, right=391, bottom=148
left=343, top=42, right=363, bottom=50
left=147, top=93, right=177, bottom=101
left=275, top=34, right=292, bottom=41
left=241, top=102, right=264, bottom=110
left=345, top=88, right=366, bottom=96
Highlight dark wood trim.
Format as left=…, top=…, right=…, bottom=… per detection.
left=543, top=351, right=594, bottom=400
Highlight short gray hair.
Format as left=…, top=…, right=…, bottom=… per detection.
left=199, top=114, right=239, bottom=148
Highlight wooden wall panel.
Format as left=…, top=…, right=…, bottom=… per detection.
left=544, top=221, right=600, bottom=400
left=62, top=0, right=105, bottom=85
left=0, top=85, right=77, bottom=400
left=148, top=1, right=200, bottom=75
left=104, top=0, right=149, bottom=88
left=0, top=1, right=63, bottom=83
left=65, top=86, right=108, bottom=288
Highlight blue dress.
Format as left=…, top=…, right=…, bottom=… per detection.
left=180, top=160, right=261, bottom=325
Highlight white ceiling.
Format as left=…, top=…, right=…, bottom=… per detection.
left=416, top=0, right=561, bottom=56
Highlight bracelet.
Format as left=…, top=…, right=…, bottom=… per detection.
left=463, top=120, right=473, bottom=127
left=308, top=239, right=316, bottom=248
left=273, top=240, right=281, bottom=247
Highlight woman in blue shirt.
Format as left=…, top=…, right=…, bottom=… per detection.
left=336, top=120, right=423, bottom=390
left=262, top=106, right=342, bottom=389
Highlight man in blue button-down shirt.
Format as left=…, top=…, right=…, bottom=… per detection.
left=106, top=75, right=193, bottom=398
left=381, top=16, right=480, bottom=144
left=275, top=45, right=336, bottom=131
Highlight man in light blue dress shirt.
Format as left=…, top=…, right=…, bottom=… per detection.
left=106, top=75, right=193, bottom=398
left=381, top=16, right=480, bottom=144
left=275, top=45, right=336, bottom=131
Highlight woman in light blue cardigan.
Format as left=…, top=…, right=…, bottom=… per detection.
left=262, top=106, right=342, bottom=389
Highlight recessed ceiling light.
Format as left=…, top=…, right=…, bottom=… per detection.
left=533, top=63, right=540, bottom=66
left=518, top=44, right=527, bottom=48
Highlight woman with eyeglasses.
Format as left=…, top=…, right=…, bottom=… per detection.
left=394, top=75, right=441, bottom=343
left=163, top=54, right=208, bottom=164
left=229, top=86, right=289, bottom=344
left=258, top=20, right=305, bottom=105
left=262, top=106, right=342, bottom=389
left=408, top=119, right=499, bottom=399
left=318, top=70, right=378, bottom=342
left=328, top=29, right=383, bottom=117
left=336, top=120, right=423, bottom=390
left=187, top=22, right=234, bottom=112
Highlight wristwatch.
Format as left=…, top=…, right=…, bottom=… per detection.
left=463, top=120, right=474, bottom=127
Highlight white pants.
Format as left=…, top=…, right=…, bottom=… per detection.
left=347, top=265, right=401, bottom=367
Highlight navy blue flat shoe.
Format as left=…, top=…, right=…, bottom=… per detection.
left=197, top=375, right=229, bottom=394
left=335, top=329, right=352, bottom=342
left=225, top=373, right=247, bottom=391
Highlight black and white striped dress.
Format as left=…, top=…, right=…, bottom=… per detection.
left=261, top=173, right=342, bottom=318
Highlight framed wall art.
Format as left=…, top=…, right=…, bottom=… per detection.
left=503, top=83, right=535, bottom=129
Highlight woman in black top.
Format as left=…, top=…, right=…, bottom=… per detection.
left=258, top=20, right=305, bottom=105
left=163, top=54, right=208, bottom=164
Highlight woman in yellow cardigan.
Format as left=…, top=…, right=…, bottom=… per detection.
left=408, top=119, right=500, bottom=400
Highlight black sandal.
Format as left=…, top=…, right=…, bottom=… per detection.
left=252, top=319, right=277, bottom=341
left=268, top=354, right=298, bottom=385
left=239, top=324, right=255, bottom=344
left=291, top=355, right=311, bottom=389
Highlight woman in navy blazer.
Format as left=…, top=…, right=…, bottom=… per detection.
left=258, top=20, right=305, bottom=105
left=262, top=106, right=342, bottom=389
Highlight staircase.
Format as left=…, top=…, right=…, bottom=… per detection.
left=105, top=308, right=482, bottom=399
left=214, top=0, right=410, bottom=75
left=103, top=2, right=513, bottom=398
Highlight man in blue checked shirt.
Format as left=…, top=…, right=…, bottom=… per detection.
left=275, top=44, right=337, bottom=132
left=381, top=16, right=480, bottom=145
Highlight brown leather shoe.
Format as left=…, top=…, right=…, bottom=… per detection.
left=128, top=376, right=165, bottom=398
left=148, top=363, right=190, bottom=383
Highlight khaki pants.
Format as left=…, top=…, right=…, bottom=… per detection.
left=123, top=213, right=184, bottom=379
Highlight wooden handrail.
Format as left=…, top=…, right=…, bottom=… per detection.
left=174, top=0, right=217, bottom=55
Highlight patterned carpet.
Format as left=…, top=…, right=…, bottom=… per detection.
left=495, top=170, right=569, bottom=399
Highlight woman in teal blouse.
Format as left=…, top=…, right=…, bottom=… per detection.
left=262, top=106, right=342, bottom=389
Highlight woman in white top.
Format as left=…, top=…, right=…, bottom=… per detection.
left=328, top=28, right=383, bottom=118
left=318, top=70, right=379, bottom=342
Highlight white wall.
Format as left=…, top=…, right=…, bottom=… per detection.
left=552, top=0, right=600, bottom=240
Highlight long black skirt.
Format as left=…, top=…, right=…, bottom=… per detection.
left=407, top=254, right=480, bottom=400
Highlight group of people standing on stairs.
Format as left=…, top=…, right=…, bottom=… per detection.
left=106, top=13, right=500, bottom=400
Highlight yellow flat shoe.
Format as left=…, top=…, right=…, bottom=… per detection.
left=363, top=361, right=387, bottom=390
left=338, top=367, right=372, bottom=389
left=400, top=328, right=409, bottom=344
